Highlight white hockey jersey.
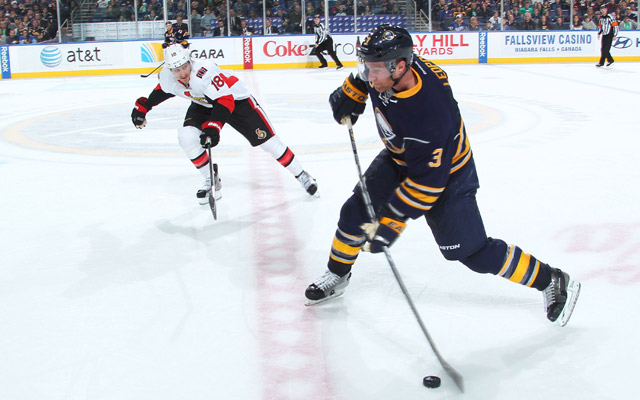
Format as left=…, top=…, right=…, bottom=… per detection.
left=157, top=59, right=251, bottom=107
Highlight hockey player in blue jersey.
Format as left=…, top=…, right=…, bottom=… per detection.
left=304, top=25, right=581, bottom=326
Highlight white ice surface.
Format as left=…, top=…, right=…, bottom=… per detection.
left=1, top=63, right=639, bottom=400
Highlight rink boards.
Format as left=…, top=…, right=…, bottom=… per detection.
left=2, top=31, right=640, bottom=79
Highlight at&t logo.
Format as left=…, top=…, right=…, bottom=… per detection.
left=40, top=46, right=62, bottom=67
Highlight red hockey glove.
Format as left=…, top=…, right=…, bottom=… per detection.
left=131, top=97, right=149, bottom=128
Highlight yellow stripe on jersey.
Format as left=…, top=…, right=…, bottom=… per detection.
left=450, top=120, right=472, bottom=174
left=392, top=157, right=407, bottom=166
left=331, top=237, right=362, bottom=257
left=400, top=181, right=441, bottom=205
left=509, top=252, right=531, bottom=283
left=395, top=188, right=433, bottom=210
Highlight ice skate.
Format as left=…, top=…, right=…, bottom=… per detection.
left=196, top=164, right=222, bottom=204
left=296, top=171, right=318, bottom=195
left=543, top=268, right=581, bottom=327
left=305, top=270, right=351, bottom=306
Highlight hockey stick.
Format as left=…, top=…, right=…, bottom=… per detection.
left=140, top=62, right=165, bottom=78
left=206, top=146, right=217, bottom=220
left=344, top=117, right=465, bottom=393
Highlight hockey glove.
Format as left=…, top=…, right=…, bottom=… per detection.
left=329, top=73, right=368, bottom=125
left=131, top=97, right=149, bottom=128
left=200, top=121, right=221, bottom=148
left=361, top=207, right=407, bottom=254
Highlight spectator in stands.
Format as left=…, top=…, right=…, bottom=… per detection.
left=19, top=27, right=33, bottom=43
left=97, top=0, right=108, bottom=8
left=550, top=0, right=564, bottom=15
left=521, top=11, right=537, bottom=29
left=146, top=9, right=160, bottom=20
left=539, top=14, right=552, bottom=29
left=174, top=14, right=189, bottom=33
left=238, top=18, right=254, bottom=35
left=478, top=1, right=491, bottom=21
left=305, top=2, right=315, bottom=18
left=553, top=15, right=567, bottom=29
left=520, top=1, right=534, bottom=16
left=276, top=7, right=289, bottom=32
left=228, top=8, right=242, bottom=34
left=201, top=7, right=215, bottom=36
left=288, top=3, right=302, bottom=33
left=488, top=10, right=502, bottom=29
left=484, top=20, right=495, bottom=30
left=138, top=1, right=147, bottom=16
left=190, top=8, right=202, bottom=36
left=449, top=13, right=467, bottom=30
left=6, top=27, right=19, bottom=44
left=149, top=0, right=162, bottom=15
left=582, top=14, right=598, bottom=29
left=264, top=17, right=279, bottom=34
left=619, top=14, right=638, bottom=29
left=571, top=13, right=584, bottom=29
left=212, top=18, right=229, bottom=36
left=593, top=9, right=602, bottom=26
left=504, top=12, right=517, bottom=29
left=314, top=1, right=325, bottom=18
left=440, top=4, right=454, bottom=22
left=104, top=0, right=120, bottom=21
left=468, top=15, right=481, bottom=30
left=120, top=2, right=133, bottom=21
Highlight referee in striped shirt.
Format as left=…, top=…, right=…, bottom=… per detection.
left=596, top=6, right=618, bottom=67
left=311, top=15, right=344, bottom=69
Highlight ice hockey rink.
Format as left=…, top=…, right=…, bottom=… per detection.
left=1, top=61, right=639, bottom=400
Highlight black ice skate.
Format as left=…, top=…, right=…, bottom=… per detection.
left=296, top=171, right=318, bottom=195
left=305, top=270, right=351, bottom=306
left=543, top=268, right=581, bottom=327
left=197, top=164, right=222, bottom=204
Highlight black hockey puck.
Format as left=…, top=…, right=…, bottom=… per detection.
left=423, top=375, right=441, bottom=388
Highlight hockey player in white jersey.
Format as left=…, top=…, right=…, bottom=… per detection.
left=131, top=44, right=318, bottom=204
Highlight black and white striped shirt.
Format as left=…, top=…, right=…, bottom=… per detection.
left=314, top=23, right=329, bottom=44
left=598, top=14, right=619, bottom=36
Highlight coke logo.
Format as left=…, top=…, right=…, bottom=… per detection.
left=263, top=41, right=310, bottom=57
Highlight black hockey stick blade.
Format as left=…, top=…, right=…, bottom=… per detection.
left=140, top=62, right=165, bottom=78
left=208, top=192, right=217, bottom=220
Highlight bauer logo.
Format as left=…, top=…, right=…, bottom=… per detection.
left=141, top=43, right=164, bottom=63
left=40, top=46, right=62, bottom=68
left=1, top=45, right=10, bottom=79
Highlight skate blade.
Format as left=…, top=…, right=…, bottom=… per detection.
left=304, top=289, right=345, bottom=306
left=556, top=279, right=581, bottom=327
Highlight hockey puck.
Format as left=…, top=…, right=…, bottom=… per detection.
left=423, top=375, right=441, bottom=388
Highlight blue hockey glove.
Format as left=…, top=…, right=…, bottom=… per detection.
left=329, top=73, right=368, bottom=125
left=361, top=208, right=408, bottom=254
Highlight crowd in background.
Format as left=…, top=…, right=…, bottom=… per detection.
left=1, top=0, right=638, bottom=45
left=0, top=0, right=75, bottom=44
left=423, top=0, right=638, bottom=31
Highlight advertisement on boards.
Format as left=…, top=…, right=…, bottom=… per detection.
left=412, top=32, right=478, bottom=62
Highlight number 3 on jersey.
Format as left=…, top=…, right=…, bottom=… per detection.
left=211, top=73, right=239, bottom=91
left=429, top=148, right=443, bottom=167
